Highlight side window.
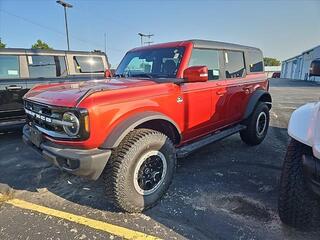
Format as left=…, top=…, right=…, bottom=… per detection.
left=247, top=50, right=263, bottom=72
left=28, top=55, right=67, bottom=78
left=58, top=56, right=67, bottom=76
left=225, top=51, right=245, bottom=78
left=73, top=56, right=104, bottom=73
left=189, top=48, right=221, bottom=80
left=0, top=55, right=20, bottom=79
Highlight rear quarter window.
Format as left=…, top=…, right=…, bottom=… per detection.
left=0, top=55, right=20, bottom=79
left=73, top=56, right=104, bottom=73
left=247, top=50, right=264, bottom=73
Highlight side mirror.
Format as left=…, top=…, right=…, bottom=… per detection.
left=183, top=66, right=208, bottom=82
left=104, top=69, right=112, bottom=78
left=309, top=59, right=320, bottom=77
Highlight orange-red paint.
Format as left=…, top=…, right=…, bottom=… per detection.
left=24, top=41, right=268, bottom=149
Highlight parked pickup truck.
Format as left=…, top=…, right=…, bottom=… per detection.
left=23, top=40, right=272, bottom=212
left=0, top=48, right=110, bottom=128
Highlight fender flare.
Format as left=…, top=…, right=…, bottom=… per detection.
left=243, top=89, right=272, bottom=120
left=100, top=111, right=181, bottom=149
left=288, top=102, right=320, bottom=159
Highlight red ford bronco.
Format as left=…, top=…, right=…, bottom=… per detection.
left=23, top=40, right=271, bottom=212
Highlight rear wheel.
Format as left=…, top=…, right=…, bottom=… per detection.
left=240, top=102, right=269, bottom=145
left=104, top=129, right=176, bottom=212
left=278, top=139, right=319, bottom=229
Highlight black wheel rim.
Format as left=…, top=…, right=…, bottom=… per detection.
left=134, top=151, right=167, bottom=195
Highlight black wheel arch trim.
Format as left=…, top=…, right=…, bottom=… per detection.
left=243, top=89, right=272, bottom=120
left=100, top=111, right=182, bottom=149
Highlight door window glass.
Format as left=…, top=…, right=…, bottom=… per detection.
left=0, top=55, right=20, bottom=79
left=225, top=51, right=245, bottom=78
left=73, top=56, right=104, bottom=73
left=188, top=48, right=221, bottom=80
left=28, top=55, right=67, bottom=78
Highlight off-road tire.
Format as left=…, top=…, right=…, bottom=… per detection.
left=240, top=102, right=269, bottom=145
left=278, top=139, right=319, bottom=230
left=104, top=129, right=176, bottom=212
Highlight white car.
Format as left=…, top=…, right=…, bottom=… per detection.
left=278, top=102, right=320, bottom=229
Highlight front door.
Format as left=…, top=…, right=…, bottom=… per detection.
left=181, top=48, right=228, bottom=142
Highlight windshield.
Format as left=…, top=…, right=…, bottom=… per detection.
left=115, top=47, right=185, bottom=79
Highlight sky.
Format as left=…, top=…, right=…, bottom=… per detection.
left=0, top=0, right=319, bottom=67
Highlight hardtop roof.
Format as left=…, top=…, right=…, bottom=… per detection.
left=130, top=39, right=262, bottom=52
left=0, top=48, right=107, bottom=55
left=190, top=39, right=261, bottom=52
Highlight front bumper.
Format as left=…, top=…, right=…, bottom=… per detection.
left=23, top=124, right=111, bottom=180
left=303, top=154, right=320, bottom=196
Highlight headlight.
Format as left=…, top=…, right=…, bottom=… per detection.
left=62, top=112, right=80, bottom=136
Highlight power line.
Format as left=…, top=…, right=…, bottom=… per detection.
left=0, top=9, right=65, bottom=37
left=0, top=8, right=123, bottom=53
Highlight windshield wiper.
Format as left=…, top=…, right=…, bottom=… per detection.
left=114, top=73, right=125, bottom=78
left=130, top=73, right=153, bottom=79
left=114, top=73, right=154, bottom=79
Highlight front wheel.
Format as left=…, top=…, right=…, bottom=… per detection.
left=240, top=102, right=270, bottom=145
left=104, top=129, right=176, bottom=212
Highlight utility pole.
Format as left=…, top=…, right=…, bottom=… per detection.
left=56, top=0, right=73, bottom=50
left=138, top=33, right=154, bottom=46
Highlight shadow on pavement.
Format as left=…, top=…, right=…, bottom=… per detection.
left=1, top=125, right=319, bottom=239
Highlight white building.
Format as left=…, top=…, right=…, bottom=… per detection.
left=281, top=45, right=320, bottom=82
left=265, top=66, right=281, bottom=78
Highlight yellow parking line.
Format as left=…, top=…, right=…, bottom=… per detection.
left=0, top=194, right=160, bottom=240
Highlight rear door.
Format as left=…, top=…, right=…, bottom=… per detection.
left=0, top=54, right=28, bottom=122
left=223, top=50, right=250, bottom=124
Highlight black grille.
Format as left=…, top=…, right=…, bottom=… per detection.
left=24, top=100, right=64, bottom=132
left=25, top=101, right=52, bottom=117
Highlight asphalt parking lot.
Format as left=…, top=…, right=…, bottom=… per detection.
left=1, top=78, right=320, bottom=240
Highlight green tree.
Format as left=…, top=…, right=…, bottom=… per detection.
left=264, top=57, right=281, bottom=66
left=0, top=38, right=6, bottom=48
left=31, top=40, right=52, bottom=49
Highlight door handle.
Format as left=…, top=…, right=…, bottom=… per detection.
left=216, top=90, right=227, bottom=96
left=6, top=85, right=23, bottom=91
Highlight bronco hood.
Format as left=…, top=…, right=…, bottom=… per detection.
left=24, top=78, right=158, bottom=107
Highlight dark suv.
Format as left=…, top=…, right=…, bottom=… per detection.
left=0, top=48, right=109, bottom=128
